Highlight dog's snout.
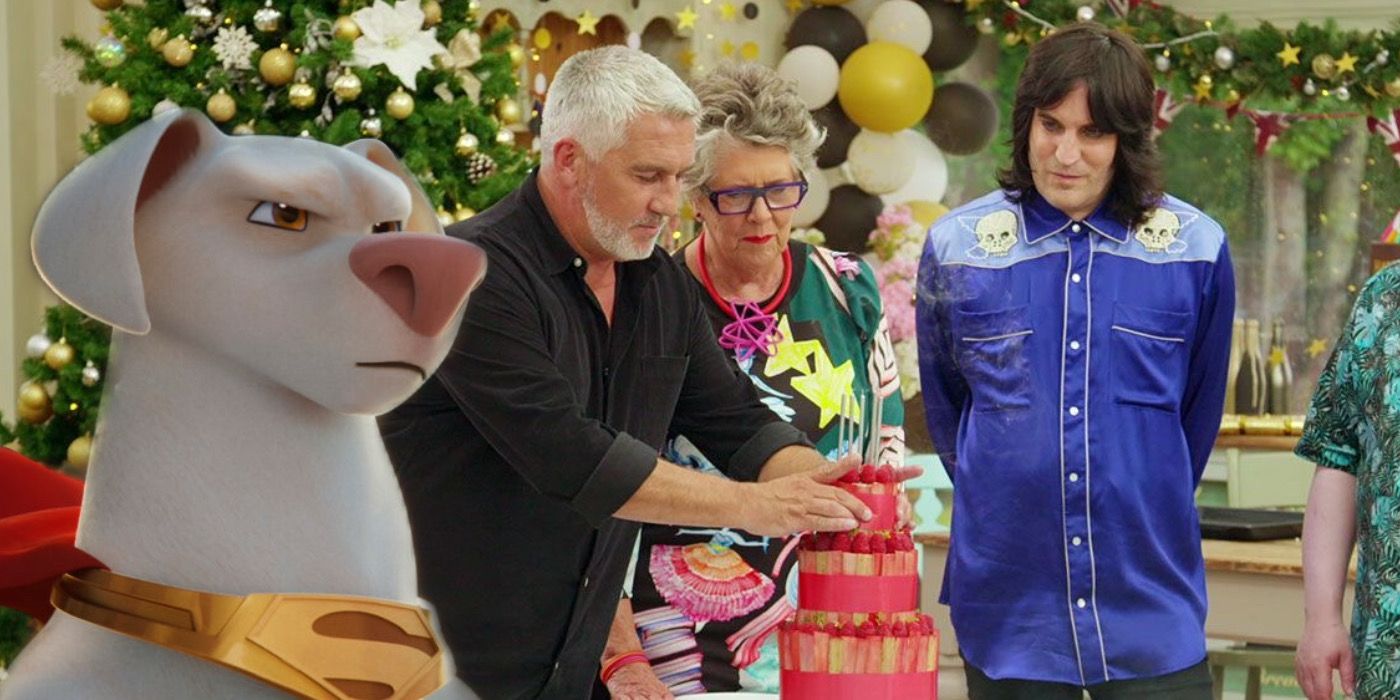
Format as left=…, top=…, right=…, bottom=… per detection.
left=349, top=235, right=487, bottom=337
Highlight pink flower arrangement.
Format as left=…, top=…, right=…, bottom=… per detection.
left=866, top=203, right=932, bottom=397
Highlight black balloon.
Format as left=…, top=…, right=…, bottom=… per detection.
left=785, top=6, right=866, bottom=64
left=811, top=103, right=859, bottom=169
left=921, top=1, right=980, bottom=71
left=815, top=185, right=885, bottom=254
left=923, top=82, right=999, bottom=155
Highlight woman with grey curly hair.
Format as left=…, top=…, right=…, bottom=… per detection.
left=603, top=62, right=907, bottom=697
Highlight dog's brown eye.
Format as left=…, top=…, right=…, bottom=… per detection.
left=372, top=220, right=403, bottom=234
left=247, top=201, right=309, bottom=231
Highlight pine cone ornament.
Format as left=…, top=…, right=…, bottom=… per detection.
left=465, top=153, right=497, bottom=184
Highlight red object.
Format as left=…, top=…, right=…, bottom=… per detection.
left=781, top=670, right=938, bottom=699
left=798, top=572, right=919, bottom=613
left=599, top=650, right=649, bottom=684
left=1367, top=109, right=1400, bottom=167
left=0, top=447, right=102, bottom=621
left=696, top=233, right=794, bottom=318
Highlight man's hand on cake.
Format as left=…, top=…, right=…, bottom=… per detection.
left=605, top=662, right=675, bottom=700
left=743, top=461, right=873, bottom=536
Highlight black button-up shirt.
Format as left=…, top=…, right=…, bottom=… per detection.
left=379, top=173, right=808, bottom=700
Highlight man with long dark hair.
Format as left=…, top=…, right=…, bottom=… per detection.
left=916, top=23, right=1234, bottom=699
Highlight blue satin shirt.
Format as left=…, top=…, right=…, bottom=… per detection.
left=915, top=190, right=1235, bottom=685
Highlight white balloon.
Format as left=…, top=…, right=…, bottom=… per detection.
left=841, top=0, right=886, bottom=23
left=793, top=168, right=831, bottom=227
left=776, top=45, right=840, bottom=110
left=847, top=129, right=917, bottom=195
left=881, top=130, right=948, bottom=206
left=866, top=0, right=934, bottom=55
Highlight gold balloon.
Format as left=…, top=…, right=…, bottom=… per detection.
left=87, top=85, right=131, bottom=125
left=333, top=16, right=362, bottom=42
left=495, top=128, right=515, bottom=145
left=453, top=205, right=477, bottom=222
left=19, top=383, right=50, bottom=411
left=495, top=98, right=521, bottom=125
left=1312, top=54, right=1338, bottom=80
left=90, top=0, right=123, bottom=10
left=386, top=89, right=415, bottom=119
left=455, top=131, right=479, bottom=157
left=259, top=46, right=296, bottom=86
left=421, top=0, right=442, bottom=27
left=1386, top=77, right=1400, bottom=98
left=206, top=90, right=236, bottom=122
left=45, top=340, right=75, bottom=369
left=163, top=35, right=194, bottom=67
left=67, top=434, right=93, bottom=471
left=288, top=81, right=317, bottom=109
left=147, top=27, right=169, bottom=50
left=333, top=71, right=363, bottom=101
left=506, top=43, right=525, bottom=69
left=837, top=41, right=934, bottom=133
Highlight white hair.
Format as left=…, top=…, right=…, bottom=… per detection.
left=540, top=46, right=701, bottom=166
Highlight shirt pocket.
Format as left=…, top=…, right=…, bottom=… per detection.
left=635, top=355, right=689, bottom=446
left=1110, top=303, right=1191, bottom=412
left=955, top=305, right=1034, bottom=413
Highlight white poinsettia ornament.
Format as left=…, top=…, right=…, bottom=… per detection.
left=348, top=0, right=447, bottom=91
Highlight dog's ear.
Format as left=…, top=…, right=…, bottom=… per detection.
left=342, top=139, right=443, bottom=235
left=32, top=109, right=223, bottom=335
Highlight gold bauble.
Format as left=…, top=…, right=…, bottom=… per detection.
left=67, top=434, right=93, bottom=471
left=259, top=46, right=297, bottom=86
left=495, top=98, right=521, bottom=125
left=421, top=0, right=442, bottom=27
left=455, top=131, right=479, bottom=157
left=333, top=16, right=362, bottom=42
left=494, top=128, right=515, bottom=146
left=333, top=71, right=363, bottom=101
left=86, top=85, right=131, bottom=125
left=19, top=383, right=50, bottom=411
left=44, top=339, right=76, bottom=369
left=506, top=43, right=525, bottom=68
left=386, top=89, right=415, bottom=119
left=147, top=27, right=169, bottom=50
left=17, top=401, right=52, bottom=425
left=90, top=0, right=123, bottom=10
left=206, top=90, right=236, bottom=122
left=453, top=205, right=477, bottom=222
left=288, top=81, right=317, bottom=109
left=1386, top=77, right=1400, bottom=98
left=1312, top=54, right=1338, bottom=80
left=163, top=35, right=194, bottom=67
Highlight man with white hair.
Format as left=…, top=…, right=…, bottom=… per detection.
left=380, top=46, right=885, bottom=699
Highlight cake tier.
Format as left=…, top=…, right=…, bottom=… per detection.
left=778, top=616, right=938, bottom=686
left=839, top=481, right=898, bottom=532
left=798, top=570, right=918, bottom=613
left=780, top=670, right=938, bottom=699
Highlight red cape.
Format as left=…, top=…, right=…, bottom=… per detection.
left=0, top=447, right=102, bottom=621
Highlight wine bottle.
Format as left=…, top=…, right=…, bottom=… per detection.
left=1225, top=318, right=1244, bottom=413
left=1268, top=319, right=1292, bottom=415
left=1235, top=319, right=1266, bottom=415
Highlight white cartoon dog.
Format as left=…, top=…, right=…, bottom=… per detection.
left=2, top=109, right=484, bottom=700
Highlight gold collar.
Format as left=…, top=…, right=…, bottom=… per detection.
left=52, top=569, right=445, bottom=700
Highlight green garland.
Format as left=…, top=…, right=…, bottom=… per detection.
left=65, top=0, right=533, bottom=213
left=966, top=0, right=1400, bottom=114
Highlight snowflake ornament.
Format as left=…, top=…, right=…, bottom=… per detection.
left=212, top=25, right=256, bottom=71
left=40, top=53, right=83, bottom=96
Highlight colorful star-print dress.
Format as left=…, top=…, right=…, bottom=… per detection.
left=624, top=241, right=906, bottom=694
left=1298, top=264, right=1400, bottom=700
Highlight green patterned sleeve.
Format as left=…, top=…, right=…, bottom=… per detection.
left=1296, top=294, right=1365, bottom=474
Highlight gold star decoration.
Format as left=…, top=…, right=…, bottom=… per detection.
left=575, top=10, right=600, bottom=35
left=764, top=317, right=821, bottom=377
left=785, top=0, right=804, bottom=12
left=1192, top=76, right=1213, bottom=101
left=1306, top=338, right=1329, bottom=358
left=790, top=346, right=857, bottom=429
left=1336, top=52, right=1358, bottom=74
left=718, top=1, right=737, bottom=21
left=1276, top=41, right=1301, bottom=68
left=740, top=41, right=760, bottom=61
left=679, top=48, right=697, bottom=70
left=488, top=12, right=513, bottom=35
left=720, top=39, right=735, bottom=57
left=676, top=6, right=698, bottom=30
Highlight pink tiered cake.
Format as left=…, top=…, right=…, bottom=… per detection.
left=778, top=465, right=938, bottom=698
